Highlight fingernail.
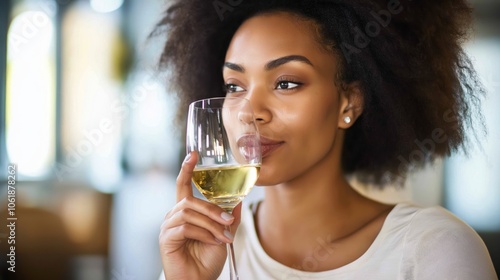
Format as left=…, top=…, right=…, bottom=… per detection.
left=221, top=212, right=234, bottom=221
left=215, top=238, right=222, bottom=244
left=184, top=153, right=192, bottom=163
left=224, top=230, right=234, bottom=241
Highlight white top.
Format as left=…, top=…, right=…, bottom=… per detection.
left=219, top=202, right=497, bottom=280
left=160, top=202, right=498, bottom=280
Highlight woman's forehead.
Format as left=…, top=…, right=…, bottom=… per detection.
left=225, top=12, right=336, bottom=69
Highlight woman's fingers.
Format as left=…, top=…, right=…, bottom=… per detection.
left=160, top=223, right=223, bottom=250
left=176, top=151, right=199, bottom=202
left=161, top=196, right=237, bottom=250
left=166, top=196, right=235, bottom=226
left=173, top=151, right=237, bottom=228
left=166, top=207, right=234, bottom=244
left=166, top=151, right=242, bottom=249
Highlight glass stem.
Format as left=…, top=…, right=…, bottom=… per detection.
left=226, top=225, right=239, bottom=280
left=225, top=208, right=239, bottom=280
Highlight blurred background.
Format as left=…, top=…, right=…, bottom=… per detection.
left=0, top=0, right=498, bottom=279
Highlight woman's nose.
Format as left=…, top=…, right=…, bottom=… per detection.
left=238, top=111, right=254, bottom=124
left=245, top=88, right=271, bottom=124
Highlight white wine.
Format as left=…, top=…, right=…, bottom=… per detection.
left=192, top=165, right=260, bottom=212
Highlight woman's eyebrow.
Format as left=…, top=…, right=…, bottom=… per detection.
left=223, top=62, right=245, bottom=73
left=265, top=55, right=313, bottom=70
left=223, top=55, right=314, bottom=73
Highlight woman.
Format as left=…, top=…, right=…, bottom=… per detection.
left=156, top=0, right=497, bottom=279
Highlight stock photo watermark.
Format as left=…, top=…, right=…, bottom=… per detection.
left=283, top=234, right=335, bottom=279
left=341, top=0, right=407, bottom=63
left=212, top=0, right=408, bottom=60
left=111, top=268, right=136, bottom=280
left=213, top=0, right=244, bottom=21
left=7, top=0, right=69, bottom=53
left=8, top=10, right=50, bottom=52
left=53, top=68, right=165, bottom=181
left=53, top=118, right=114, bottom=180
left=381, top=108, right=459, bottom=183
left=7, top=0, right=80, bottom=57
left=5, top=164, right=18, bottom=273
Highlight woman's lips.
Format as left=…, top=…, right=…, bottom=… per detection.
left=237, top=135, right=284, bottom=159
left=237, top=134, right=260, bottom=148
left=236, top=134, right=261, bottom=162
left=259, top=136, right=284, bottom=158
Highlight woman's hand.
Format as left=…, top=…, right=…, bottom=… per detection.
left=159, top=152, right=242, bottom=280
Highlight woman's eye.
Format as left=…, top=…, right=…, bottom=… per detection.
left=276, top=81, right=301, bottom=90
left=225, top=84, right=244, bottom=93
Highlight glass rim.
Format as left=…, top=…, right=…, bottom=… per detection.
left=188, top=96, right=251, bottom=109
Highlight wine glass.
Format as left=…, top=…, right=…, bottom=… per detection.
left=186, top=97, right=262, bottom=280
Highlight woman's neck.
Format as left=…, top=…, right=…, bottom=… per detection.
left=255, top=161, right=392, bottom=271
left=260, top=164, right=363, bottom=236
left=258, top=129, right=364, bottom=233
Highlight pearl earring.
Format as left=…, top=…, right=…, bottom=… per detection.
left=344, top=116, right=351, bottom=124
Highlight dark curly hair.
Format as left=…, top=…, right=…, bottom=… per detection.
left=154, top=0, right=484, bottom=185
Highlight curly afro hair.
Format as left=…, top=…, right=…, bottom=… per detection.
left=154, top=0, right=484, bottom=186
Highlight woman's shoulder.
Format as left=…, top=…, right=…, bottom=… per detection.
left=390, top=202, right=485, bottom=251
left=393, top=202, right=481, bottom=238
left=393, top=203, right=497, bottom=279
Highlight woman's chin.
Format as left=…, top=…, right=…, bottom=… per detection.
left=255, top=175, right=281, bottom=187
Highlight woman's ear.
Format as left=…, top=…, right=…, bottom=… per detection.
left=338, top=81, right=364, bottom=129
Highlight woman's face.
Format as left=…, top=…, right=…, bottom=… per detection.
left=224, top=12, right=346, bottom=186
